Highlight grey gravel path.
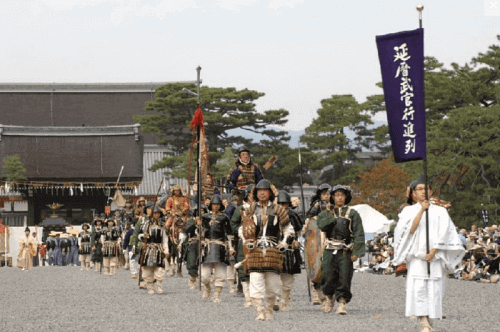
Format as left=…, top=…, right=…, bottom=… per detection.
left=0, top=266, right=497, bottom=332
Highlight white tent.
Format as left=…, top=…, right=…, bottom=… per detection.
left=351, top=204, right=390, bottom=234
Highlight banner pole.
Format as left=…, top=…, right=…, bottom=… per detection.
left=417, top=3, right=430, bottom=276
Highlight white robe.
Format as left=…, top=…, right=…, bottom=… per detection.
left=393, top=203, right=465, bottom=318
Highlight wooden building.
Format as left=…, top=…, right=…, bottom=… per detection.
left=0, top=82, right=194, bottom=226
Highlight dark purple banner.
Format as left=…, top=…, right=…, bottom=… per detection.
left=376, top=28, right=426, bottom=163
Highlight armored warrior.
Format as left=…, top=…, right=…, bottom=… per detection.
left=276, top=190, right=303, bottom=311
left=226, top=146, right=264, bottom=192
left=101, top=219, right=122, bottom=276
left=131, top=205, right=169, bottom=295
left=123, top=199, right=135, bottom=223
left=112, top=210, right=123, bottom=230
left=192, top=195, right=233, bottom=303
left=91, top=218, right=105, bottom=273
left=306, top=183, right=332, bottom=219
left=163, top=185, right=189, bottom=277
left=302, top=183, right=331, bottom=305
left=46, top=231, right=56, bottom=266
left=178, top=212, right=202, bottom=290
left=135, top=197, right=146, bottom=218
left=78, top=223, right=92, bottom=270
left=201, top=173, right=221, bottom=205
left=316, top=185, right=365, bottom=315
left=123, top=215, right=138, bottom=279
left=239, top=179, right=293, bottom=321
left=230, top=184, right=254, bottom=307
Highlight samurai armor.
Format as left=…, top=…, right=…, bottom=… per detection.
left=246, top=247, right=283, bottom=274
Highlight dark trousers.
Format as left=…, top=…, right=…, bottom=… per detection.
left=186, top=242, right=199, bottom=278
left=236, top=240, right=249, bottom=282
left=320, top=250, right=354, bottom=303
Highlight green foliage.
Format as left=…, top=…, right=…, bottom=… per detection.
left=300, top=95, right=378, bottom=184
left=211, top=147, right=235, bottom=182
left=134, top=83, right=291, bottom=176
left=427, top=106, right=500, bottom=228
left=2, top=155, right=27, bottom=182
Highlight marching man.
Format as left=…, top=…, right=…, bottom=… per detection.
left=316, top=185, right=365, bottom=315
left=132, top=204, right=169, bottom=295
left=192, top=194, right=233, bottom=303
left=239, top=179, right=293, bottom=321
left=394, top=175, right=464, bottom=332
left=78, top=223, right=92, bottom=270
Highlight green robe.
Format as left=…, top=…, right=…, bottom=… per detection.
left=316, top=206, right=365, bottom=302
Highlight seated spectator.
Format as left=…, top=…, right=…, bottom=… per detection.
left=466, top=232, right=477, bottom=250
left=479, top=250, right=500, bottom=284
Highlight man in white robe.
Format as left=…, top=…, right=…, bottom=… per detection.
left=394, top=176, right=465, bottom=332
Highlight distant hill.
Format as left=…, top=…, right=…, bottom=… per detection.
left=226, top=120, right=386, bottom=148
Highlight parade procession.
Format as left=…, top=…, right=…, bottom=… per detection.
left=1, top=2, right=500, bottom=332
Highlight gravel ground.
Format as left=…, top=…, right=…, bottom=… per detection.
left=1, top=265, right=498, bottom=332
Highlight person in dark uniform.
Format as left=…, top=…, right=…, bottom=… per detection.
left=78, top=223, right=92, bottom=270
left=91, top=218, right=104, bottom=273
left=302, top=183, right=332, bottom=305
left=179, top=212, right=202, bottom=291
left=193, top=195, right=233, bottom=303
left=230, top=184, right=255, bottom=308
left=60, top=234, right=71, bottom=266
left=131, top=205, right=169, bottom=295
left=101, top=219, right=121, bottom=276
left=317, top=185, right=365, bottom=315
left=276, top=190, right=303, bottom=311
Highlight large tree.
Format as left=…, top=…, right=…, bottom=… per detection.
left=425, top=106, right=500, bottom=228
left=134, top=83, right=290, bottom=174
left=300, top=95, right=376, bottom=184
left=350, top=157, right=410, bottom=216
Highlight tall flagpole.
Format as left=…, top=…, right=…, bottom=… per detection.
left=196, top=66, right=203, bottom=291
left=417, top=3, right=430, bottom=276
left=298, top=141, right=311, bottom=302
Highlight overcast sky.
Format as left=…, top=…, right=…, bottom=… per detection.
left=1, top=0, right=498, bottom=131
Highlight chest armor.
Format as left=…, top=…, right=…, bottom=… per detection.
left=147, top=222, right=165, bottom=244
left=254, top=205, right=280, bottom=240
left=201, top=213, right=227, bottom=241
left=104, top=227, right=120, bottom=241
left=329, top=208, right=352, bottom=244
left=237, top=163, right=256, bottom=187
left=172, top=197, right=185, bottom=212
left=94, top=228, right=103, bottom=241
left=81, top=233, right=91, bottom=243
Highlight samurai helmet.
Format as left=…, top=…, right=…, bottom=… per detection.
left=252, top=179, right=275, bottom=202
left=82, top=223, right=90, bottom=230
left=330, top=185, right=353, bottom=205
left=153, top=205, right=162, bottom=214
left=146, top=200, right=155, bottom=208
left=277, top=190, right=291, bottom=204
left=237, top=145, right=250, bottom=155
left=310, top=183, right=331, bottom=206
left=169, top=184, right=185, bottom=196
left=138, top=197, right=146, bottom=202
left=244, top=184, right=254, bottom=202
left=208, top=194, right=225, bottom=212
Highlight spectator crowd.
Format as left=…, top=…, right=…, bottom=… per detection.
left=358, top=224, right=500, bottom=285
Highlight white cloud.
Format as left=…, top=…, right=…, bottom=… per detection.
left=210, top=0, right=260, bottom=12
